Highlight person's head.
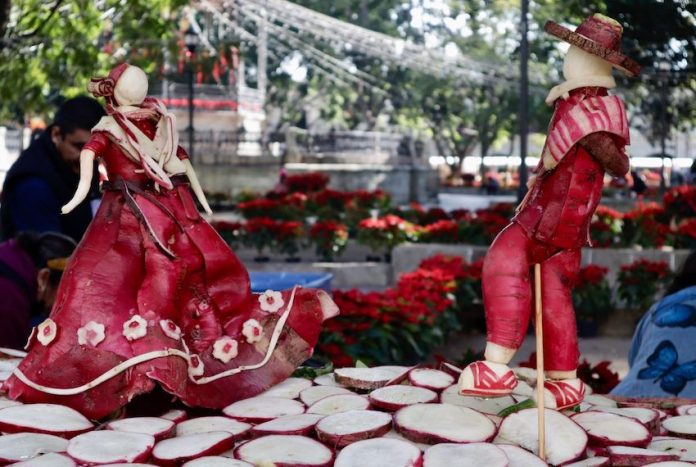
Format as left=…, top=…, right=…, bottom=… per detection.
left=665, top=251, right=696, bottom=298
left=50, top=96, right=105, bottom=171
left=15, top=232, right=77, bottom=313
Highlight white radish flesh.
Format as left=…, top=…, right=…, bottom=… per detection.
left=176, top=417, right=251, bottom=438
left=408, top=369, right=454, bottom=392
left=107, top=417, right=175, bottom=440
left=369, top=385, right=438, bottom=411
left=649, top=437, right=696, bottom=461
left=564, top=457, right=610, bottom=466
left=676, top=404, right=696, bottom=416
left=315, top=410, right=392, bottom=448
left=395, top=403, right=496, bottom=444
left=182, top=457, right=253, bottom=466
left=313, top=373, right=346, bottom=387
left=251, top=413, right=324, bottom=437
left=67, top=431, right=155, bottom=465
left=583, top=395, right=618, bottom=408
left=0, top=433, right=68, bottom=463
left=440, top=385, right=515, bottom=415
left=643, top=463, right=696, bottom=466
left=497, top=408, right=588, bottom=466
left=0, top=400, right=23, bottom=409
left=381, top=430, right=431, bottom=451
left=8, top=452, right=76, bottom=466
left=662, top=415, right=696, bottom=440
left=607, top=446, right=679, bottom=466
left=299, top=385, right=353, bottom=406
left=307, top=394, right=370, bottom=415
left=572, top=411, right=652, bottom=447
left=423, top=443, right=507, bottom=467
left=334, top=438, right=421, bottom=467
left=496, top=444, right=548, bottom=467
left=223, top=397, right=305, bottom=423
left=261, top=377, right=314, bottom=399
left=235, top=435, right=333, bottom=467
left=152, top=432, right=234, bottom=466
left=0, top=404, right=93, bottom=438
left=334, top=367, right=401, bottom=390
left=160, top=409, right=187, bottom=423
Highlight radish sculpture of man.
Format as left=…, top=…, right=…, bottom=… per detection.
left=458, top=14, right=640, bottom=410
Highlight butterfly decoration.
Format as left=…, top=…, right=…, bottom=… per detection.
left=638, top=340, right=696, bottom=395
left=652, top=298, right=696, bottom=328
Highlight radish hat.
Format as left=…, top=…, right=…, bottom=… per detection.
left=545, top=14, right=641, bottom=77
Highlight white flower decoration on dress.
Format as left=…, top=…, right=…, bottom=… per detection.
left=212, top=336, right=239, bottom=363
left=77, top=321, right=106, bottom=347
left=242, top=319, right=264, bottom=344
left=188, top=354, right=205, bottom=378
left=123, top=315, right=148, bottom=341
left=258, top=290, right=284, bottom=313
left=37, top=319, right=57, bottom=346
left=159, top=319, right=182, bottom=340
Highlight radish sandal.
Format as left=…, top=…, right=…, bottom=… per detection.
left=538, top=378, right=586, bottom=410
left=458, top=361, right=517, bottom=397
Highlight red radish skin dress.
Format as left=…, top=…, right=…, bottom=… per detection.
left=4, top=115, right=333, bottom=419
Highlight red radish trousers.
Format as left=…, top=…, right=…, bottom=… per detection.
left=483, top=222, right=580, bottom=372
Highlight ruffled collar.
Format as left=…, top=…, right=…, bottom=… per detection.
left=545, top=75, right=616, bottom=105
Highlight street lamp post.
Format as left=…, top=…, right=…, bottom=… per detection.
left=517, top=0, right=529, bottom=203
left=658, top=61, right=670, bottom=193
left=184, top=26, right=200, bottom=160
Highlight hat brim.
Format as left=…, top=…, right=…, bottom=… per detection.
left=544, top=21, right=641, bottom=77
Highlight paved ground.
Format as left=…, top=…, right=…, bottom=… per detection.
left=437, top=332, right=633, bottom=378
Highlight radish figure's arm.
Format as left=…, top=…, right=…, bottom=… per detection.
left=62, top=149, right=95, bottom=214
left=183, top=159, right=212, bottom=215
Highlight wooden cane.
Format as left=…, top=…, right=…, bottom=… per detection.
left=534, top=263, right=546, bottom=461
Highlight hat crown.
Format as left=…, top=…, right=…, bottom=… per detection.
left=575, top=14, right=623, bottom=53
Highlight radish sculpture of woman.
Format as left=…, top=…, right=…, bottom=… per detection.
left=458, top=14, right=640, bottom=410
left=4, top=63, right=339, bottom=419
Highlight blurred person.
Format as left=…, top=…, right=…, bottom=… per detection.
left=1, top=96, right=105, bottom=242
left=630, top=169, right=647, bottom=196
left=612, top=251, right=696, bottom=398
left=0, top=231, right=76, bottom=349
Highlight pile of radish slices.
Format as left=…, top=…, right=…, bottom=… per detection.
left=2, top=363, right=696, bottom=466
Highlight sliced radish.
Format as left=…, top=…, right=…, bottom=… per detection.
left=176, top=416, right=251, bottom=439
left=572, top=411, right=652, bottom=447
left=315, top=410, right=392, bottom=448
left=408, top=368, right=454, bottom=392
left=607, top=446, right=679, bottom=465
left=438, top=362, right=462, bottom=378
left=98, top=464, right=156, bottom=467
left=0, top=399, right=23, bottom=409
left=369, top=385, right=438, bottom=411
left=160, top=409, right=187, bottom=423
left=564, top=457, right=610, bottom=466
left=496, top=408, right=587, bottom=465
left=423, top=443, right=507, bottom=467
left=67, top=431, right=154, bottom=465
left=261, top=377, right=314, bottom=399
left=0, top=433, right=68, bottom=463
left=299, top=385, right=353, bottom=406
left=182, top=457, right=253, bottom=466
left=395, top=403, right=495, bottom=444
left=307, top=394, right=370, bottom=415
left=334, top=367, right=401, bottom=390
left=235, top=435, right=333, bottom=467
left=496, top=444, right=548, bottom=467
left=251, top=413, right=325, bottom=437
left=649, top=437, right=696, bottom=461
left=643, top=462, right=696, bottom=466
left=0, top=404, right=93, bottom=438
left=152, top=432, right=234, bottom=466
left=7, top=452, right=76, bottom=466
left=676, top=404, right=696, bottom=416
left=223, top=397, right=304, bottom=423
left=334, top=438, right=421, bottom=467
left=107, top=417, right=175, bottom=441
left=663, top=415, right=696, bottom=440
left=512, top=367, right=537, bottom=384
left=440, top=385, right=515, bottom=415
left=592, top=406, right=660, bottom=430
left=512, top=380, right=534, bottom=399
left=381, top=430, right=431, bottom=451
left=313, top=373, right=346, bottom=387
left=583, top=395, right=618, bottom=408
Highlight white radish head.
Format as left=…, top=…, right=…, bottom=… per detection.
left=113, top=65, right=148, bottom=107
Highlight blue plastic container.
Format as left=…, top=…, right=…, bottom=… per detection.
left=249, top=272, right=333, bottom=293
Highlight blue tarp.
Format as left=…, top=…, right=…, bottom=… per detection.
left=249, top=272, right=333, bottom=293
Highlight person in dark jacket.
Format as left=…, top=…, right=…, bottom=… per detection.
left=611, top=251, right=696, bottom=398
left=1, top=96, right=105, bottom=242
left=0, top=231, right=76, bottom=349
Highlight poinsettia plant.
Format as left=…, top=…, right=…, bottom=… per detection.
left=572, top=265, right=612, bottom=322
left=617, top=259, right=672, bottom=311
left=674, top=219, right=696, bottom=249
left=309, top=220, right=349, bottom=261
left=591, top=205, right=622, bottom=248
left=271, top=221, right=305, bottom=259
left=356, top=214, right=416, bottom=255
left=620, top=203, right=671, bottom=248
left=663, top=185, right=696, bottom=223
left=242, top=217, right=277, bottom=256
left=284, top=172, right=330, bottom=193
left=211, top=220, right=244, bottom=248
